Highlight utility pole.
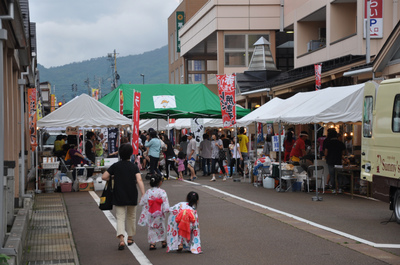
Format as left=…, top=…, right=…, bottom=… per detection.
left=71, top=83, right=78, bottom=98
left=107, top=49, right=119, bottom=90
left=84, top=77, right=91, bottom=95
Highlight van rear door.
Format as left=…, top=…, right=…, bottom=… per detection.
left=361, top=82, right=376, bottom=182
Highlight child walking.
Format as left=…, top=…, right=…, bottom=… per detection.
left=176, top=151, right=186, bottom=181
left=166, top=191, right=202, bottom=254
left=138, top=174, right=170, bottom=250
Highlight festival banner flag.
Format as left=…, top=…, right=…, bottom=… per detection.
left=132, top=91, right=141, bottom=155
left=28, top=88, right=37, bottom=151
left=108, top=127, right=118, bottom=155
left=257, top=123, right=264, bottom=143
left=315, top=64, right=322, bottom=90
left=37, top=99, right=42, bottom=120
left=92, top=88, right=99, bottom=100
left=119, top=89, right=124, bottom=115
left=216, top=74, right=236, bottom=128
left=50, top=94, right=56, bottom=112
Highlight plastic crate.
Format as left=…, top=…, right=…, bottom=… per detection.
left=42, top=162, right=60, bottom=169
left=61, top=183, right=72, bottom=192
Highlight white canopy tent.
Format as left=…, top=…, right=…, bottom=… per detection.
left=37, top=94, right=132, bottom=128
left=139, top=119, right=168, bottom=131
left=237, top=83, right=366, bottom=196
left=280, top=83, right=365, bottom=124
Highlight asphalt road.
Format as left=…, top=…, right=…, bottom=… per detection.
left=63, top=175, right=400, bottom=265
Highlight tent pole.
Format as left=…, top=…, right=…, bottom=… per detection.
left=312, top=123, right=323, bottom=201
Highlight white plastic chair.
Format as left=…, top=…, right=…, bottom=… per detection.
left=307, top=165, right=325, bottom=193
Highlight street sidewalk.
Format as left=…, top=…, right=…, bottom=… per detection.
left=22, top=193, right=80, bottom=265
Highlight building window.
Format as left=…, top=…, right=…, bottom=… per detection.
left=170, top=33, right=174, bottom=64
left=224, top=34, right=269, bottom=67
left=170, top=71, right=174, bottom=84
left=180, top=65, right=184, bottom=84
left=363, top=96, right=373, bottom=137
left=175, top=68, right=179, bottom=85
left=392, top=95, right=400, bottom=132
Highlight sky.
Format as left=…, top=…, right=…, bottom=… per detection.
left=29, top=0, right=180, bottom=68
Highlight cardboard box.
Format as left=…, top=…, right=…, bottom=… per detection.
left=61, top=183, right=72, bottom=193
left=79, top=182, right=94, bottom=192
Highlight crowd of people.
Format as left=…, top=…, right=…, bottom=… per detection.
left=281, top=127, right=353, bottom=193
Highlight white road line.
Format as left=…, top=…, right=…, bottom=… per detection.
left=200, top=183, right=400, bottom=249
left=89, top=191, right=152, bottom=265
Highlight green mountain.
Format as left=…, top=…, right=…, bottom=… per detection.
left=37, top=45, right=169, bottom=102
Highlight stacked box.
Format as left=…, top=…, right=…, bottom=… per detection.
left=79, top=182, right=94, bottom=192
left=61, top=183, right=72, bottom=193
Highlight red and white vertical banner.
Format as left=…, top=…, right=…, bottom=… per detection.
left=216, top=74, right=236, bottom=128
left=119, top=89, right=124, bottom=115
left=28, top=88, right=37, bottom=151
left=315, top=64, right=322, bottom=90
left=119, top=89, right=124, bottom=144
left=131, top=91, right=141, bottom=155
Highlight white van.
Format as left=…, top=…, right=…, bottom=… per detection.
left=362, top=79, right=400, bottom=223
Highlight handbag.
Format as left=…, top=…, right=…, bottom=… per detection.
left=218, top=149, right=226, bottom=161
left=99, top=180, right=113, bottom=211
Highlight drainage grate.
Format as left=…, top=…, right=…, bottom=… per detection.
left=31, top=225, right=68, bottom=230
left=28, top=259, right=75, bottom=264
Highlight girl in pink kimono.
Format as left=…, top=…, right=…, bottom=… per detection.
left=138, top=174, right=170, bottom=250
left=166, top=191, right=202, bottom=254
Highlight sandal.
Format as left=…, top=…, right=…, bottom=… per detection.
left=127, top=239, right=134, bottom=246
left=162, top=241, right=167, bottom=248
left=149, top=244, right=156, bottom=250
left=118, top=242, right=125, bottom=250
left=177, top=244, right=183, bottom=252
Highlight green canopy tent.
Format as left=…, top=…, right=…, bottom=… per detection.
left=99, top=83, right=251, bottom=119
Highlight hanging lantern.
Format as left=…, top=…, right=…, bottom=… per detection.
left=182, top=128, right=188, bottom=135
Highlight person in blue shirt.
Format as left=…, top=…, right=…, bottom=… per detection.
left=145, top=130, right=162, bottom=176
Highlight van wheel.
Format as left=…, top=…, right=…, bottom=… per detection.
left=394, top=190, right=400, bottom=224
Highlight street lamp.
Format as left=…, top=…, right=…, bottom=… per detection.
left=140, top=74, right=145, bottom=84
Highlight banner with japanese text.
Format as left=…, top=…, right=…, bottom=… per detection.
left=108, top=127, right=118, bottom=155
left=315, top=64, right=322, bottom=90
left=131, top=91, right=141, bottom=155
left=28, top=88, right=37, bottom=151
left=50, top=94, right=56, bottom=112
left=119, top=89, right=124, bottom=115
left=176, top=11, right=185, bottom=53
left=216, top=74, right=236, bottom=128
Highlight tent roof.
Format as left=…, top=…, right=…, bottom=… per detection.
left=139, top=119, right=168, bottom=131
left=99, top=84, right=251, bottom=119
left=238, top=83, right=365, bottom=125
left=280, top=83, right=365, bottom=124
left=37, top=94, right=132, bottom=128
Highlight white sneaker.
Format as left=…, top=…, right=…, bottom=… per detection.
left=223, top=176, right=227, bottom=181
left=210, top=176, right=216, bottom=182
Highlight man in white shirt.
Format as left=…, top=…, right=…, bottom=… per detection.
left=186, top=132, right=197, bottom=181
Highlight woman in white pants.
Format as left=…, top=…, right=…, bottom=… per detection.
left=102, top=144, right=145, bottom=250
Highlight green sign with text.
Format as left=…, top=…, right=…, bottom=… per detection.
left=176, top=11, right=185, bottom=53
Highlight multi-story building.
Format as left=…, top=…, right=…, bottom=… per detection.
left=0, top=0, right=37, bottom=258
left=168, top=0, right=400, bottom=109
